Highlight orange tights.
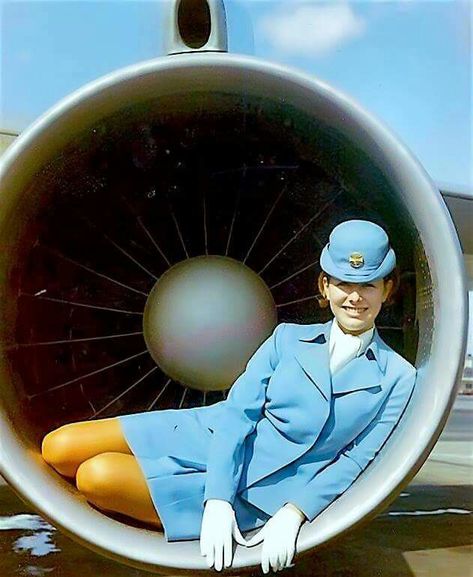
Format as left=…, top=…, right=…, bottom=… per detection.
left=41, top=418, right=162, bottom=529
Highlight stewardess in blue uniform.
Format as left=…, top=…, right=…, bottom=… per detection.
left=42, top=219, right=417, bottom=574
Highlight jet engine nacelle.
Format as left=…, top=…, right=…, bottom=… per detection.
left=0, top=0, right=467, bottom=573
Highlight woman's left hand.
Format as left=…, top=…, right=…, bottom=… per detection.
left=246, top=504, right=305, bottom=573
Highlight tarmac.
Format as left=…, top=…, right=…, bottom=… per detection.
left=0, top=396, right=471, bottom=577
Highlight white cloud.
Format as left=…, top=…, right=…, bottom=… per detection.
left=259, top=2, right=366, bottom=57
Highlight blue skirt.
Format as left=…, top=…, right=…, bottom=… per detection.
left=119, top=407, right=270, bottom=541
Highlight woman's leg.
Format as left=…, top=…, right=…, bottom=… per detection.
left=75, top=452, right=162, bottom=528
left=42, top=418, right=132, bottom=478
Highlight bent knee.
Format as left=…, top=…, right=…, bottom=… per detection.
left=42, top=425, right=80, bottom=476
left=75, top=453, right=118, bottom=501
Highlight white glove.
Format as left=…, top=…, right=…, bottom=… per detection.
left=246, top=504, right=305, bottom=574
left=200, top=499, right=247, bottom=571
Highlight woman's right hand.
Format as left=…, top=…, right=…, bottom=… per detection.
left=200, top=499, right=247, bottom=571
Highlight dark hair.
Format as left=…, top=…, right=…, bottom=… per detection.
left=316, top=268, right=400, bottom=309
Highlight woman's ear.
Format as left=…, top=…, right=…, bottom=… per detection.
left=320, top=275, right=330, bottom=300
left=382, top=279, right=394, bottom=303
left=316, top=273, right=330, bottom=309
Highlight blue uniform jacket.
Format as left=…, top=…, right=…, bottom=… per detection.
left=197, top=320, right=416, bottom=521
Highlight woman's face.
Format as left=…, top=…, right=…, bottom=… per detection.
left=322, top=276, right=393, bottom=335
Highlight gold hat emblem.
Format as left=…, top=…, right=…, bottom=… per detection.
left=349, top=252, right=364, bottom=268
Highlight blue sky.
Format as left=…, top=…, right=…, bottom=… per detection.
left=1, top=0, right=471, bottom=191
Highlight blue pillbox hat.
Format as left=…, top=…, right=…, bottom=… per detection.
left=320, top=220, right=396, bottom=282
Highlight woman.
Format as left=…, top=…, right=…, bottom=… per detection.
left=42, top=219, right=416, bottom=574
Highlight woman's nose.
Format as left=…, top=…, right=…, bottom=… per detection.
left=348, top=290, right=362, bottom=302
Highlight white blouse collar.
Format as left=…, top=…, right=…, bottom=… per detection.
left=330, top=319, right=375, bottom=357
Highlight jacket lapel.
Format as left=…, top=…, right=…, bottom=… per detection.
left=294, top=322, right=389, bottom=398
left=243, top=322, right=333, bottom=490
left=294, top=321, right=332, bottom=401
left=331, top=331, right=387, bottom=394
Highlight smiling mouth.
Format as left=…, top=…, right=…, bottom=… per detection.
left=343, top=306, right=368, bottom=313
